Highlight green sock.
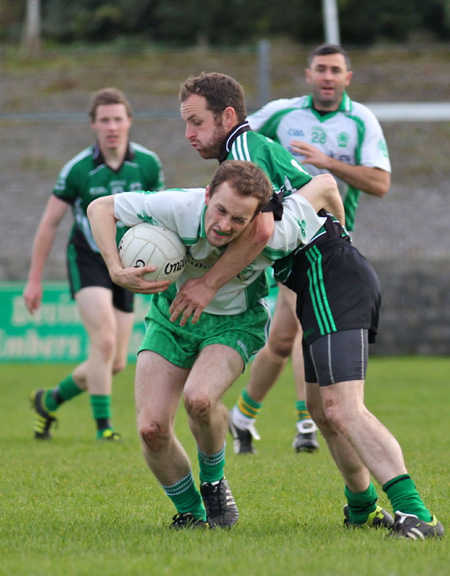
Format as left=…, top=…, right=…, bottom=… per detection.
left=162, top=472, right=206, bottom=521
left=237, top=389, right=262, bottom=420
left=383, top=474, right=432, bottom=522
left=198, top=444, right=226, bottom=484
left=90, top=395, right=113, bottom=436
left=45, top=375, right=83, bottom=412
left=295, top=400, right=311, bottom=422
left=345, top=483, right=378, bottom=524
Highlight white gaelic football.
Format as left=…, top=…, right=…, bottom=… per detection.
left=118, top=223, right=186, bottom=284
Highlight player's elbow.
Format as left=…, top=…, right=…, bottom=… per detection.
left=368, top=170, right=390, bottom=198
left=316, top=173, right=340, bottom=207
left=376, top=178, right=390, bottom=198
left=87, top=196, right=115, bottom=223
left=255, top=223, right=273, bottom=245
left=253, top=211, right=274, bottom=245
left=86, top=199, right=99, bottom=222
left=321, top=173, right=339, bottom=196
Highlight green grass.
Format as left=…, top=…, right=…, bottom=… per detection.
left=1, top=357, right=449, bottom=576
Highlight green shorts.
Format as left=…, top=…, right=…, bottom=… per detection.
left=138, top=291, right=270, bottom=369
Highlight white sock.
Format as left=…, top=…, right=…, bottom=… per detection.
left=231, top=406, right=256, bottom=431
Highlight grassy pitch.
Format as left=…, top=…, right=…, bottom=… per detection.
left=1, top=357, right=448, bottom=576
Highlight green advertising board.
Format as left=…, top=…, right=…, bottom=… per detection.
left=0, top=282, right=152, bottom=363
left=1, top=282, right=279, bottom=363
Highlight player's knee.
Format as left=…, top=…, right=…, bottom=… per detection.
left=112, top=358, right=127, bottom=375
left=92, top=332, right=116, bottom=363
left=322, top=400, right=349, bottom=433
left=139, top=421, right=170, bottom=453
left=267, top=333, right=295, bottom=359
left=307, top=401, right=327, bottom=431
left=184, top=393, right=212, bottom=426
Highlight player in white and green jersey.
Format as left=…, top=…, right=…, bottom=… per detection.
left=112, top=168, right=323, bottom=317
left=248, top=88, right=390, bottom=231
left=236, top=45, right=391, bottom=454
left=24, top=88, right=164, bottom=442
left=87, top=159, right=343, bottom=530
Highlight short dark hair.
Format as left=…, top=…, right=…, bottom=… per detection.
left=88, top=88, right=132, bottom=121
left=179, top=73, right=247, bottom=123
left=307, top=44, right=351, bottom=70
left=209, top=160, right=272, bottom=218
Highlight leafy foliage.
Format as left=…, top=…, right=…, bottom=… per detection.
left=1, top=0, right=449, bottom=45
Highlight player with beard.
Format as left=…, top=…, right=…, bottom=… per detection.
left=169, top=72, right=443, bottom=539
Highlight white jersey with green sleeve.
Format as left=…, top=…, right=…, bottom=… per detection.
left=248, top=93, right=391, bottom=230
left=113, top=188, right=325, bottom=315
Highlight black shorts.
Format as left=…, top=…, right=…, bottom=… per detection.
left=66, top=239, right=134, bottom=313
left=302, top=329, right=369, bottom=386
left=283, top=236, right=381, bottom=347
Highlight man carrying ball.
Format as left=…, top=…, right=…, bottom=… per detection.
left=88, top=160, right=342, bottom=529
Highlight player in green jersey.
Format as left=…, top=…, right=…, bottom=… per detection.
left=170, top=72, right=443, bottom=539
left=171, top=72, right=313, bottom=331
left=242, top=43, right=392, bottom=453
left=24, top=87, right=165, bottom=441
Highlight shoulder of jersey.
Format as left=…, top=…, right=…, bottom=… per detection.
left=346, top=100, right=379, bottom=121
left=129, top=142, right=161, bottom=159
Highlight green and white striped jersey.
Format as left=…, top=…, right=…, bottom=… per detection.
left=248, top=93, right=391, bottom=230
left=221, top=123, right=313, bottom=203
left=53, top=142, right=164, bottom=252
left=113, top=188, right=325, bottom=315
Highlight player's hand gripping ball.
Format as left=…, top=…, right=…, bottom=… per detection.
left=118, top=223, right=186, bottom=284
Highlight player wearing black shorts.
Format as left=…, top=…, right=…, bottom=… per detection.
left=172, top=72, right=443, bottom=539
left=279, top=217, right=380, bottom=384
left=24, top=88, right=164, bottom=441
left=67, top=232, right=134, bottom=313
left=276, top=213, right=442, bottom=538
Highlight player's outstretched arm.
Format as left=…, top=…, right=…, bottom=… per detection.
left=169, top=211, right=274, bottom=326
left=87, top=197, right=169, bottom=295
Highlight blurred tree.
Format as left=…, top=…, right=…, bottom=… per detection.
left=153, top=0, right=269, bottom=46
left=422, top=0, right=450, bottom=40
left=0, top=0, right=449, bottom=46
left=41, top=0, right=158, bottom=42
left=0, top=0, right=25, bottom=42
